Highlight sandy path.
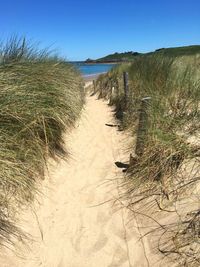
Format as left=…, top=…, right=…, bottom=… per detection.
left=0, top=90, right=151, bottom=267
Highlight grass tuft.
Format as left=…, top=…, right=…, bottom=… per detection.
left=96, top=54, right=200, bottom=265
left=0, top=36, right=84, bottom=246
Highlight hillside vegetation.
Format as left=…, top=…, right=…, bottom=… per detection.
left=95, top=54, right=200, bottom=266
left=0, top=37, right=84, bottom=245
left=86, top=45, right=200, bottom=63
left=85, top=51, right=141, bottom=63
left=151, top=45, right=200, bottom=56
left=95, top=51, right=140, bottom=62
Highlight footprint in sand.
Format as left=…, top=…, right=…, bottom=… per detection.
left=108, top=246, right=128, bottom=267
left=89, top=233, right=109, bottom=253
left=96, top=211, right=110, bottom=227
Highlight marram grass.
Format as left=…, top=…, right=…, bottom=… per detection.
left=0, top=37, right=84, bottom=245
left=96, top=54, right=200, bottom=266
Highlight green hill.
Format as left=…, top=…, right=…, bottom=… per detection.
left=97, top=51, right=141, bottom=62
left=85, top=45, right=200, bottom=63
left=149, top=45, right=200, bottom=56
left=85, top=51, right=141, bottom=63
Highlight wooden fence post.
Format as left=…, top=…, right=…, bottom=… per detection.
left=116, top=78, right=119, bottom=97
left=109, top=79, right=112, bottom=99
left=109, top=85, right=115, bottom=105
left=98, top=80, right=103, bottom=98
left=123, top=72, right=129, bottom=109
left=93, top=80, right=96, bottom=94
left=135, top=97, right=151, bottom=157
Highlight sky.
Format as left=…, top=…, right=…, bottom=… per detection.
left=0, top=0, right=200, bottom=60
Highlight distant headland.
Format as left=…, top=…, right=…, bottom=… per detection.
left=84, top=45, right=200, bottom=63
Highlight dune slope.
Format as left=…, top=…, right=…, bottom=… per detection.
left=0, top=88, right=154, bottom=267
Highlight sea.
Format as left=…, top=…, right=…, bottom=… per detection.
left=72, top=62, right=116, bottom=77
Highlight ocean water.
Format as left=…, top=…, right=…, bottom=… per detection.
left=73, top=63, right=116, bottom=76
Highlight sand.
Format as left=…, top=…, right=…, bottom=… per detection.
left=0, top=83, right=154, bottom=267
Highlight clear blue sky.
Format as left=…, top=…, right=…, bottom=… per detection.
left=0, top=0, right=200, bottom=60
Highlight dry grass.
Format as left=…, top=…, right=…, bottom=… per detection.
left=0, top=36, right=84, bottom=246
left=96, top=54, right=200, bottom=266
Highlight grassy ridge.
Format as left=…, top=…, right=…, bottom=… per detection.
left=86, top=45, right=200, bottom=63
left=151, top=45, right=200, bottom=56
left=0, top=37, right=84, bottom=245
left=96, top=55, right=200, bottom=266
left=95, top=51, right=140, bottom=62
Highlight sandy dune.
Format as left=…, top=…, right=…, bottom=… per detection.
left=0, top=87, right=152, bottom=267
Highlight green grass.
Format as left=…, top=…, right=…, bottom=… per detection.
left=95, top=51, right=141, bottom=62
left=151, top=45, right=200, bottom=57
left=0, top=36, right=84, bottom=245
left=86, top=45, right=200, bottom=63
left=96, top=54, right=200, bottom=266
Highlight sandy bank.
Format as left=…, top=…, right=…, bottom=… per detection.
left=0, top=87, right=164, bottom=267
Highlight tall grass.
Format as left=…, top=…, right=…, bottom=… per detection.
left=0, top=36, right=84, bottom=245
left=96, top=55, right=200, bottom=266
